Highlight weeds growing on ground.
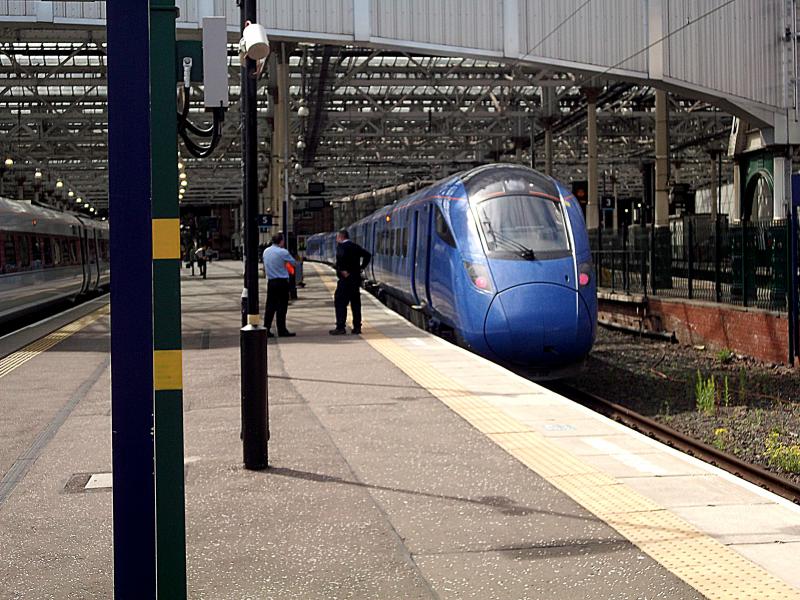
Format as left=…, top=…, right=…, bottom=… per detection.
left=738, top=367, right=747, bottom=404
left=712, top=427, right=730, bottom=451
left=695, top=370, right=716, bottom=414
left=765, top=432, right=800, bottom=473
left=722, top=376, right=730, bottom=407
left=716, top=348, right=734, bottom=364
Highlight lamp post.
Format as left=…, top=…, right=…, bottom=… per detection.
left=240, top=1, right=269, bottom=470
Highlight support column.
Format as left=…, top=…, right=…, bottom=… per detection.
left=150, top=1, right=187, bottom=596
left=267, top=50, right=282, bottom=241
left=710, top=149, right=719, bottom=218
left=653, top=89, right=672, bottom=289
left=279, top=44, right=291, bottom=234
left=611, top=174, right=619, bottom=232
left=107, top=1, right=156, bottom=596
left=584, top=88, right=600, bottom=229
left=732, top=160, right=742, bottom=221
left=544, top=120, right=554, bottom=177
left=654, top=89, right=670, bottom=226
left=774, top=153, right=789, bottom=220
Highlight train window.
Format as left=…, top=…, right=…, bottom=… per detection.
left=19, top=235, right=30, bottom=268
left=402, top=228, right=408, bottom=257
left=2, top=236, right=17, bottom=273
left=43, top=237, right=53, bottom=266
left=435, top=209, right=456, bottom=247
left=476, top=194, right=570, bottom=260
left=52, top=238, right=62, bottom=266
left=32, top=236, right=43, bottom=267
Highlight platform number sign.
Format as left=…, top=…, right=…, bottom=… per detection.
left=257, top=213, right=272, bottom=232
left=601, top=196, right=615, bottom=210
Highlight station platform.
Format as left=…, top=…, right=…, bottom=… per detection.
left=1, top=260, right=800, bottom=599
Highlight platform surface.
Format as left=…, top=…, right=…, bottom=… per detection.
left=0, top=259, right=798, bottom=599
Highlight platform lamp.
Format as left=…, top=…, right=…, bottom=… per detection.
left=33, top=169, right=43, bottom=203
left=0, top=157, right=13, bottom=196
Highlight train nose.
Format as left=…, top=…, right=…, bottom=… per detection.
left=484, top=283, right=590, bottom=364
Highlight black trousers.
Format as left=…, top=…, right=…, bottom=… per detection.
left=265, top=278, right=291, bottom=333
left=197, top=258, right=207, bottom=279
left=334, top=277, right=361, bottom=330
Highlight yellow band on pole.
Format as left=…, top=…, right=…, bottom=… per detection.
left=153, top=350, right=183, bottom=390
left=152, top=218, right=181, bottom=260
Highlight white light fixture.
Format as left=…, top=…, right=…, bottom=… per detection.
left=68, top=190, right=74, bottom=198
left=34, top=170, right=43, bottom=179
left=180, top=180, right=188, bottom=188
left=178, top=161, right=184, bottom=170
left=76, top=197, right=82, bottom=204
left=3, top=157, right=13, bottom=168
left=297, top=105, right=309, bottom=118
left=296, top=139, right=306, bottom=150
left=55, top=180, right=64, bottom=189
left=179, top=172, right=187, bottom=180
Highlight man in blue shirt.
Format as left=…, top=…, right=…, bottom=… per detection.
left=262, top=233, right=297, bottom=338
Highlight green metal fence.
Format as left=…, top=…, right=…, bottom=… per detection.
left=590, top=217, right=791, bottom=312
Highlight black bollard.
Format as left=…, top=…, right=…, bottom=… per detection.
left=240, top=324, right=268, bottom=469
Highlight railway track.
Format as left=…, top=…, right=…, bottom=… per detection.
left=547, top=382, right=800, bottom=505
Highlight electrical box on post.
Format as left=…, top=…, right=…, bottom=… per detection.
left=202, top=16, right=229, bottom=109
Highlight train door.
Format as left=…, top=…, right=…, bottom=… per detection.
left=90, top=229, right=101, bottom=288
left=414, top=205, right=432, bottom=306
left=79, top=228, right=90, bottom=294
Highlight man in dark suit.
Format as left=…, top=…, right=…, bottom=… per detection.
left=329, top=228, right=371, bottom=335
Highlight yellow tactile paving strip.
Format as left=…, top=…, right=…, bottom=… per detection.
left=312, top=264, right=800, bottom=600
left=0, top=305, right=109, bottom=379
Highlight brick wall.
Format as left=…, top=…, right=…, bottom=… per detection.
left=598, top=293, right=793, bottom=365
left=649, top=298, right=790, bottom=365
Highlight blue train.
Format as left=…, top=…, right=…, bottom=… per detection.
left=305, top=164, right=596, bottom=369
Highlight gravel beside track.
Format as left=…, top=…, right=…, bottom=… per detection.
left=564, top=326, right=800, bottom=486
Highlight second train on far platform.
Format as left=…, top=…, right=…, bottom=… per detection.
left=305, top=164, right=597, bottom=370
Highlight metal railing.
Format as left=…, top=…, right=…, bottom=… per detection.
left=589, top=216, right=791, bottom=312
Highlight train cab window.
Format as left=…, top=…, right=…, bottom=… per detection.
left=2, top=236, right=17, bottom=273
left=435, top=208, right=456, bottom=247
left=476, top=194, right=570, bottom=260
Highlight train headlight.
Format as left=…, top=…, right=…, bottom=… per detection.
left=578, top=262, right=593, bottom=287
left=464, top=261, right=494, bottom=293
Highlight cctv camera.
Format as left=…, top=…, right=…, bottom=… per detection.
left=241, top=23, right=270, bottom=61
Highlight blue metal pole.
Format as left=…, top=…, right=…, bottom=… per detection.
left=107, top=2, right=156, bottom=597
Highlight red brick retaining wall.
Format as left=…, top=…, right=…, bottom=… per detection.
left=598, top=293, right=792, bottom=365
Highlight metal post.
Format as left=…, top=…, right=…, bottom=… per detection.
left=789, top=174, right=800, bottom=364
left=107, top=2, right=157, bottom=596
left=240, top=0, right=269, bottom=470
left=715, top=151, right=723, bottom=302
left=149, top=1, right=187, bottom=595
left=585, top=88, right=600, bottom=229
left=687, top=218, right=694, bottom=299
left=280, top=43, right=290, bottom=235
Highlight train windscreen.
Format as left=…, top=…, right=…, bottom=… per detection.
left=476, top=194, right=571, bottom=260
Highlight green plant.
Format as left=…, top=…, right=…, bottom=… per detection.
left=764, top=432, right=800, bottom=473
left=738, top=367, right=747, bottom=404
left=712, top=427, right=730, bottom=451
left=695, top=370, right=716, bottom=414
left=723, top=376, right=730, bottom=408
left=716, top=348, right=734, bottom=364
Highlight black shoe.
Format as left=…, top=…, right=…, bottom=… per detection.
left=329, top=328, right=347, bottom=335
left=351, top=328, right=362, bottom=335
left=278, top=331, right=296, bottom=337
left=267, top=330, right=275, bottom=338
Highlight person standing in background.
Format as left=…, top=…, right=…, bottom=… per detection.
left=329, top=228, right=371, bottom=336
left=262, top=233, right=297, bottom=338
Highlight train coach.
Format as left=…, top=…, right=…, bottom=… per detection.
left=0, top=196, right=109, bottom=324
left=306, top=164, right=597, bottom=370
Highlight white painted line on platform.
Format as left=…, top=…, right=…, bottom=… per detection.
left=85, top=472, right=113, bottom=489
left=408, top=338, right=427, bottom=346
left=584, top=437, right=670, bottom=475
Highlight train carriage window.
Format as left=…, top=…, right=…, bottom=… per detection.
left=31, top=236, right=43, bottom=267
left=43, top=237, right=53, bottom=266
left=402, top=228, right=408, bottom=257
left=19, top=235, right=30, bottom=268
left=2, top=235, right=17, bottom=273
left=52, top=238, right=62, bottom=266
left=435, top=208, right=456, bottom=247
